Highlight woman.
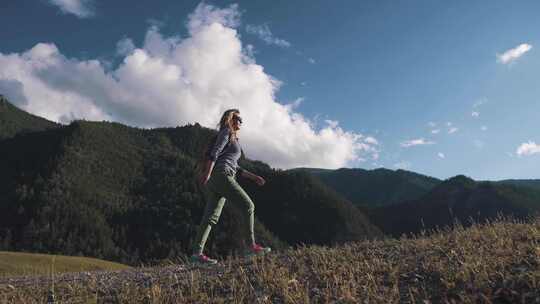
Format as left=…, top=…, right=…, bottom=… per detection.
left=191, top=109, right=271, bottom=264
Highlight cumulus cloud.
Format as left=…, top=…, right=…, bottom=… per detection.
left=431, top=129, right=440, bottom=134
left=448, top=127, right=459, bottom=134
left=471, top=111, right=479, bottom=118
left=497, top=43, right=532, bottom=64
left=400, top=138, right=435, bottom=148
left=0, top=79, right=28, bottom=106
left=245, top=24, right=291, bottom=48
left=438, top=152, right=445, bottom=159
left=0, top=3, right=377, bottom=169
left=187, top=3, right=241, bottom=31
left=516, top=141, right=540, bottom=156
left=284, top=97, right=304, bottom=110
left=116, top=37, right=136, bottom=56
left=48, top=0, right=95, bottom=18
left=364, top=136, right=378, bottom=145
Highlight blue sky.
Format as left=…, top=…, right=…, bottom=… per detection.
left=1, top=0, right=539, bottom=180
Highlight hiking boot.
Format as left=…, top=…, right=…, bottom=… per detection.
left=247, top=244, right=271, bottom=256
left=190, top=253, right=218, bottom=265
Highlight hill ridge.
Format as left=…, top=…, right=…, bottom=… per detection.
left=0, top=95, right=59, bottom=140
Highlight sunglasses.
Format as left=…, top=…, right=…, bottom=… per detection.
left=233, top=116, right=243, bottom=124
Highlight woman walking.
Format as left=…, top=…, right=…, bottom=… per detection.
left=191, top=109, right=271, bottom=264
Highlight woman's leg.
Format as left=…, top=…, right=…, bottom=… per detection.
left=219, top=175, right=256, bottom=246
left=192, top=193, right=227, bottom=255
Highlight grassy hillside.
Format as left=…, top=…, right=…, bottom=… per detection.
left=294, top=167, right=441, bottom=207
left=0, top=101, right=381, bottom=265
left=0, top=251, right=129, bottom=277
left=370, top=175, right=540, bottom=237
left=2, top=217, right=539, bottom=303
left=0, top=95, right=58, bottom=140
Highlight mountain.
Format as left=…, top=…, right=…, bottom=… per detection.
left=0, top=100, right=382, bottom=264
left=292, top=167, right=441, bottom=207
left=497, top=179, right=540, bottom=192
left=369, top=175, right=540, bottom=236
left=0, top=95, right=58, bottom=140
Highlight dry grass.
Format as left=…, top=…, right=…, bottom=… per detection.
left=0, top=251, right=130, bottom=277
left=1, top=216, right=539, bottom=303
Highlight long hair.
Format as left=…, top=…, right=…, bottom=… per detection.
left=217, top=109, right=240, bottom=140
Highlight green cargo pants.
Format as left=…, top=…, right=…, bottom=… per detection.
left=193, top=169, right=255, bottom=255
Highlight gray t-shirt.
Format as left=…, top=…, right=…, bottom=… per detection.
left=209, top=127, right=244, bottom=176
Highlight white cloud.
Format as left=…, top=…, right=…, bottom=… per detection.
left=428, top=121, right=437, bottom=127
left=116, top=37, right=136, bottom=56
left=0, top=3, right=377, bottom=170
left=400, top=138, right=435, bottom=148
left=516, top=141, right=540, bottom=156
left=187, top=3, right=241, bottom=32
left=245, top=24, right=291, bottom=48
left=394, top=161, right=412, bottom=170
left=284, top=97, right=303, bottom=110
left=473, top=98, right=487, bottom=108
left=0, top=79, right=27, bottom=105
left=438, top=152, right=445, bottom=159
left=308, top=58, right=316, bottom=64
left=244, top=44, right=256, bottom=59
left=481, top=126, right=488, bottom=131
left=48, top=0, right=95, bottom=18
left=324, top=119, right=339, bottom=129
left=448, top=127, right=459, bottom=134
left=497, top=43, right=532, bottom=64
left=364, top=136, right=378, bottom=145
left=471, top=111, right=479, bottom=118
left=431, top=129, right=440, bottom=134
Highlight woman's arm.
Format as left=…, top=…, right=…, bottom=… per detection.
left=208, top=128, right=230, bottom=161
left=200, top=159, right=215, bottom=185
left=200, top=128, right=230, bottom=185
left=240, top=169, right=265, bottom=186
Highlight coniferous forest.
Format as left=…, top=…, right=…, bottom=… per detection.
left=1, top=95, right=539, bottom=265
left=0, top=95, right=381, bottom=265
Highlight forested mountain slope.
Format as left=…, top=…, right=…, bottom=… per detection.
left=0, top=100, right=382, bottom=264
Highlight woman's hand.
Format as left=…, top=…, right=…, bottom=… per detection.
left=200, top=173, right=211, bottom=185
left=254, top=175, right=266, bottom=186
left=199, top=160, right=214, bottom=186
left=239, top=169, right=265, bottom=186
